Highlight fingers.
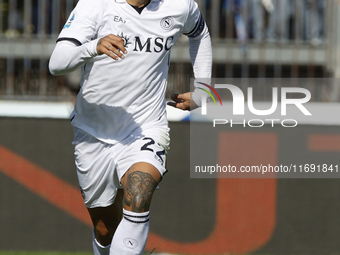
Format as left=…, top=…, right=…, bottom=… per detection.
left=168, top=92, right=198, bottom=111
left=167, top=101, right=190, bottom=110
left=167, top=102, right=178, bottom=108
left=167, top=93, right=191, bottom=111
left=107, top=34, right=127, bottom=54
left=97, top=34, right=128, bottom=60
left=170, top=94, right=184, bottom=103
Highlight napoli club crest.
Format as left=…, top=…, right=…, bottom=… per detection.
left=160, top=16, right=174, bottom=30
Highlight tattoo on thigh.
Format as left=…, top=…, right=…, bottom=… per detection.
left=124, top=171, right=157, bottom=212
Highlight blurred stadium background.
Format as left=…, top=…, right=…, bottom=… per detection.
left=1, top=0, right=340, bottom=254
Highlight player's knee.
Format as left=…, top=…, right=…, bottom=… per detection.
left=123, top=170, right=158, bottom=212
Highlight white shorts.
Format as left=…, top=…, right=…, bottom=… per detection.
left=72, top=127, right=170, bottom=208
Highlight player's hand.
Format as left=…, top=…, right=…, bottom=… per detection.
left=97, top=34, right=127, bottom=60
left=167, top=92, right=198, bottom=111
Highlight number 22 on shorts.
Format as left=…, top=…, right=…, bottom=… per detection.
left=140, top=137, right=166, bottom=165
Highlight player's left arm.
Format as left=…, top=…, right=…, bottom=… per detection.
left=167, top=2, right=212, bottom=111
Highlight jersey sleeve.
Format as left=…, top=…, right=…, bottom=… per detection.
left=182, top=0, right=205, bottom=38
left=57, top=0, right=103, bottom=45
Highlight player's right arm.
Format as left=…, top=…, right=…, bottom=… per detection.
left=49, top=35, right=127, bottom=76
left=49, top=0, right=126, bottom=76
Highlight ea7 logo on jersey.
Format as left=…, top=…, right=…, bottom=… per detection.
left=113, top=15, right=126, bottom=23
left=160, top=16, right=174, bottom=30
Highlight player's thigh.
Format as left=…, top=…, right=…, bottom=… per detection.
left=73, top=127, right=121, bottom=208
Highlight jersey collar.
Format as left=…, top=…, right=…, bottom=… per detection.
left=115, top=0, right=161, bottom=3
left=114, top=0, right=162, bottom=4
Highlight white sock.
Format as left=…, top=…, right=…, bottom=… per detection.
left=92, top=231, right=111, bottom=255
left=110, top=209, right=150, bottom=255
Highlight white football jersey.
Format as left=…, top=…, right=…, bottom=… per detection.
left=58, top=0, right=204, bottom=144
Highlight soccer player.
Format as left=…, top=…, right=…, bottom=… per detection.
left=49, top=0, right=212, bottom=254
